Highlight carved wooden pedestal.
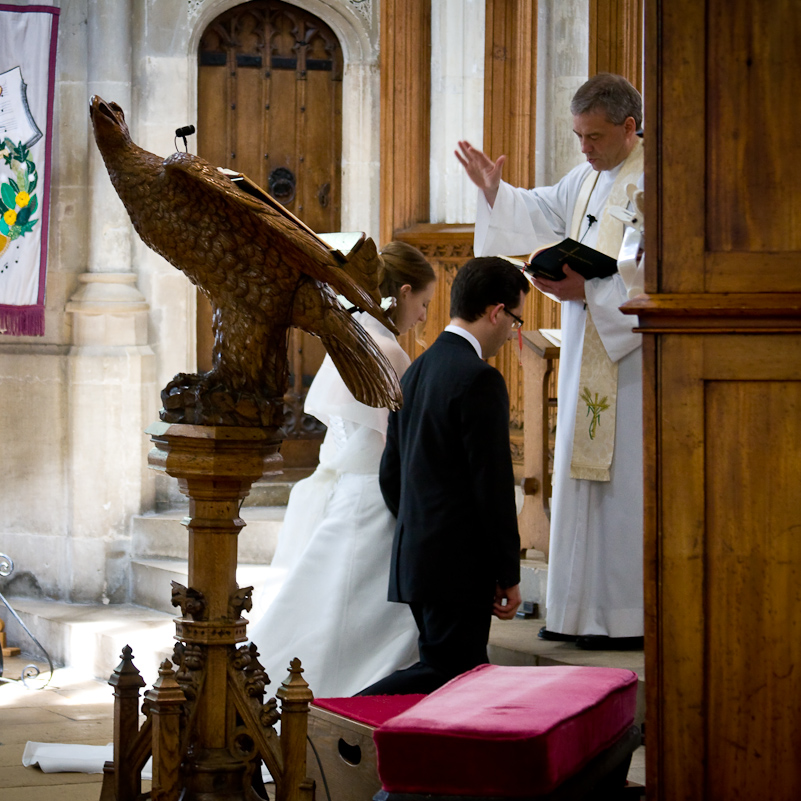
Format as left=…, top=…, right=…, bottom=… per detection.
left=100, top=423, right=314, bottom=801
left=518, top=331, right=560, bottom=554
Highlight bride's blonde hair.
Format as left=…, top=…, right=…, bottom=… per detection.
left=377, top=241, right=435, bottom=323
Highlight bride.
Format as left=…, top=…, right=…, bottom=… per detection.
left=248, top=241, right=436, bottom=698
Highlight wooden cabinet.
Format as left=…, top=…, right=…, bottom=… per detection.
left=630, top=2, right=801, bottom=797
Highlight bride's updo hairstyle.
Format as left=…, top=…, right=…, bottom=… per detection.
left=377, top=241, right=435, bottom=324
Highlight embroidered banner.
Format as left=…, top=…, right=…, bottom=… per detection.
left=0, top=4, right=59, bottom=336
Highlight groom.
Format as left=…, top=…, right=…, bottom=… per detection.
left=358, top=257, right=528, bottom=696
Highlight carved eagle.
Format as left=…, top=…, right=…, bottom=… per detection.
left=89, top=96, right=402, bottom=426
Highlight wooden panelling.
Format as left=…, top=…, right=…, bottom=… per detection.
left=653, top=335, right=707, bottom=801
left=589, top=0, right=643, bottom=90
left=705, top=379, right=801, bottom=798
left=650, top=334, right=801, bottom=799
left=706, top=0, right=801, bottom=254
left=648, top=0, right=706, bottom=295
left=379, top=0, right=431, bottom=245
left=638, top=3, right=801, bottom=796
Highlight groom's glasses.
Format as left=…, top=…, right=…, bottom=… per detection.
left=503, top=308, right=524, bottom=330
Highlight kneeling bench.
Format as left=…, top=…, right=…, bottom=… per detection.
left=307, top=693, right=425, bottom=800
left=310, top=664, right=640, bottom=800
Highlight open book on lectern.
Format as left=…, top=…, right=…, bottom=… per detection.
left=504, top=238, right=619, bottom=283
left=218, top=167, right=364, bottom=262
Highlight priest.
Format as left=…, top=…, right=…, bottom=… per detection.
left=456, top=73, right=644, bottom=650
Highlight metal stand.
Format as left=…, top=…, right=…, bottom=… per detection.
left=0, top=553, right=54, bottom=688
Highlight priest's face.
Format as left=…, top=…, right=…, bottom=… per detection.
left=572, top=110, right=637, bottom=172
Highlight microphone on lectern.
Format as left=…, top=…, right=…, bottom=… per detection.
left=175, top=124, right=196, bottom=153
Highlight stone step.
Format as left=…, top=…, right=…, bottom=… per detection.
left=519, top=551, right=549, bottom=615
left=2, top=598, right=175, bottom=687
left=132, top=505, right=284, bottom=564
left=130, top=558, right=273, bottom=615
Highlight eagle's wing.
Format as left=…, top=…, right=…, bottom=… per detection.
left=163, top=153, right=398, bottom=333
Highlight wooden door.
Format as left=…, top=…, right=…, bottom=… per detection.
left=196, top=0, right=342, bottom=449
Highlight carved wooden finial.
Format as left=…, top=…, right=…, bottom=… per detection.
left=277, top=657, right=313, bottom=704
left=108, top=644, right=146, bottom=689
left=144, top=660, right=186, bottom=707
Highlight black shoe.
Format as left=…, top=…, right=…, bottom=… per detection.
left=537, top=626, right=578, bottom=643
left=575, top=635, right=644, bottom=651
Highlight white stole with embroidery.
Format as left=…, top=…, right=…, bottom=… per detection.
left=569, top=139, right=643, bottom=481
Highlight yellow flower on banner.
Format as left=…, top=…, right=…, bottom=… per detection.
left=1, top=138, right=40, bottom=242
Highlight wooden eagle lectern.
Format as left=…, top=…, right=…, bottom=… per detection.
left=90, top=96, right=403, bottom=801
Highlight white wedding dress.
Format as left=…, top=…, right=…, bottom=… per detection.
left=247, top=313, right=419, bottom=698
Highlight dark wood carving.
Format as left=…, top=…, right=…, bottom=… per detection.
left=89, top=96, right=401, bottom=427
left=170, top=581, right=206, bottom=621
left=97, top=424, right=316, bottom=801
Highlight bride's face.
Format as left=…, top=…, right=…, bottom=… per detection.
left=396, top=280, right=436, bottom=335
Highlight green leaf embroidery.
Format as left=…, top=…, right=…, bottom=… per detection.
left=580, top=386, right=611, bottom=441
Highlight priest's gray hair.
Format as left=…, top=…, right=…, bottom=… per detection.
left=571, top=73, right=643, bottom=130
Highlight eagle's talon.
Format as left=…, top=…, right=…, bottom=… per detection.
left=160, top=372, right=283, bottom=427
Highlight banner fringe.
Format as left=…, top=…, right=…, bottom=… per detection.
left=0, top=304, right=45, bottom=336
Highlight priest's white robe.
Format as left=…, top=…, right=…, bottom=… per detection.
left=474, top=160, right=644, bottom=637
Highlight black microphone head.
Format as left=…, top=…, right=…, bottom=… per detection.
left=175, top=124, right=196, bottom=138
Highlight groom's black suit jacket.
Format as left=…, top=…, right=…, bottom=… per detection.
left=379, top=331, right=521, bottom=605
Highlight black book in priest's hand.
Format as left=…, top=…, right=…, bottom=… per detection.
left=523, top=238, right=618, bottom=282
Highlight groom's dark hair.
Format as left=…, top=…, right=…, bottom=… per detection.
left=450, top=257, right=530, bottom=322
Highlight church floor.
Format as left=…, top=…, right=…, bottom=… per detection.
left=0, top=617, right=645, bottom=799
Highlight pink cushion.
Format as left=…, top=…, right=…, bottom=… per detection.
left=373, top=664, right=638, bottom=797
left=311, top=694, right=426, bottom=729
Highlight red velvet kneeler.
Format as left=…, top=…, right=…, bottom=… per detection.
left=310, top=665, right=639, bottom=800
left=373, top=664, right=638, bottom=799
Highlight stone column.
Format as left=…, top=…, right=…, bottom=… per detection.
left=536, top=0, right=589, bottom=187
left=429, top=0, right=485, bottom=224
left=340, top=59, right=382, bottom=241
left=66, top=0, right=156, bottom=603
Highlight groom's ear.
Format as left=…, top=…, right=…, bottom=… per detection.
left=486, top=303, right=503, bottom=325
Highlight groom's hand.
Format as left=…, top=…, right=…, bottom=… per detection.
left=493, top=583, right=522, bottom=619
